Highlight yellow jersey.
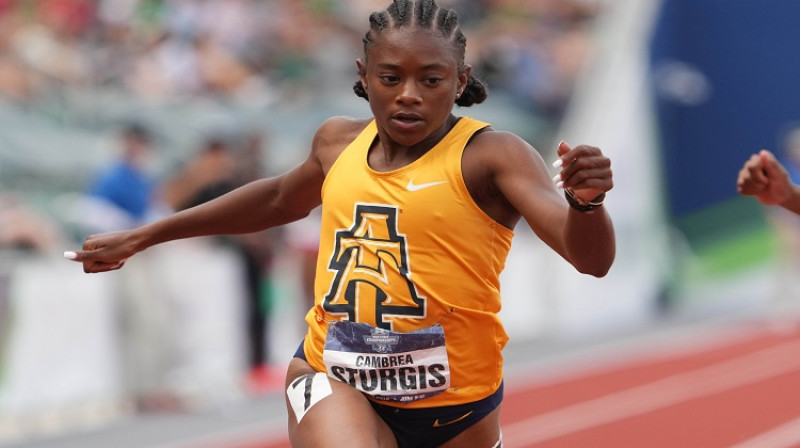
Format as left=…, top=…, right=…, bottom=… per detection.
left=302, top=117, right=514, bottom=408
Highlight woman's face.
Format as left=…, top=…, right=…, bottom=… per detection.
left=357, top=27, right=468, bottom=149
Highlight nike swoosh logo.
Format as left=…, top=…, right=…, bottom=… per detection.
left=407, top=179, right=448, bottom=192
left=432, top=410, right=473, bottom=428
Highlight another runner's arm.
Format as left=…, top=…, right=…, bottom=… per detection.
left=737, top=149, right=800, bottom=214
left=487, top=133, right=615, bottom=277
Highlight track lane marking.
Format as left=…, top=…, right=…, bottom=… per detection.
left=502, top=340, right=800, bottom=446
left=729, top=416, right=800, bottom=448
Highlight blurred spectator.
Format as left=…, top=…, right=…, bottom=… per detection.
left=0, top=10, right=34, bottom=102
left=80, top=120, right=184, bottom=413
left=161, top=134, right=235, bottom=211
left=9, top=0, right=93, bottom=88
left=0, top=194, right=64, bottom=252
left=163, top=131, right=282, bottom=395
left=85, top=121, right=159, bottom=232
left=233, top=132, right=284, bottom=394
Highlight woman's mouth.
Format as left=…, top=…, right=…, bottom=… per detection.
left=392, top=113, right=424, bottom=128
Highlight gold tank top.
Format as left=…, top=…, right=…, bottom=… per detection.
left=302, top=117, right=514, bottom=408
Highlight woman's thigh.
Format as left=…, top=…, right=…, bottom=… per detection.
left=285, top=357, right=398, bottom=448
left=438, top=406, right=502, bottom=448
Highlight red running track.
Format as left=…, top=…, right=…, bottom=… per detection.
left=214, top=320, right=800, bottom=448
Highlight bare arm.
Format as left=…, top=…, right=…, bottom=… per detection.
left=144, top=162, right=323, bottom=243
left=70, top=159, right=322, bottom=273
left=737, top=149, right=800, bottom=214
left=483, top=134, right=615, bottom=276
left=66, top=116, right=356, bottom=273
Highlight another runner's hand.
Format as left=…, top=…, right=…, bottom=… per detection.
left=554, top=141, right=613, bottom=202
left=736, top=149, right=793, bottom=206
left=66, top=231, right=140, bottom=273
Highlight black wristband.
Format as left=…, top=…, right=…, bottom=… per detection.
left=564, top=188, right=606, bottom=213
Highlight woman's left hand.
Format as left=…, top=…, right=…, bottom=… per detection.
left=553, top=141, right=613, bottom=202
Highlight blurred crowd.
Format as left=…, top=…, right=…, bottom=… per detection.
left=0, top=0, right=603, bottom=116
left=0, top=0, right=606, bottom=427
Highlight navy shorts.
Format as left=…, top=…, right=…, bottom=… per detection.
left=293, top=340, right=503, bottom=448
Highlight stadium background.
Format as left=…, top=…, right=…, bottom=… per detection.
left=1, top=0, right=799, bottom=446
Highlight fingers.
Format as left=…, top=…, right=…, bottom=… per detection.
left=553, top=143, right=613, bottom=192
left=63, top=248, right=95, bottom=262
left=551, top=141, right=571, bottom=168
left=759, top=149, right=783, bottom=179
left=83, top=260, right=126, bottom=274
left=64, top=249, right=125, bottom=273
left=737, top=152, right=771, bottom=195
left=556, top=140, right=571, bottom=159
left=64, top=231, right=134, bottom=273
left=736, top=149, right=795, bottom=207
left=62, top=248, right=99, bottom=261
left=562, top=168, right=614, bottom=191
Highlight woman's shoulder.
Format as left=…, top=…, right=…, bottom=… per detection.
left=467, top=126, right=536, bottom=155
left=315, top=116, right=373, bottom=146
left=463, top=126, right=546, bottom=178
left=312, top=116, right=373, bottom=171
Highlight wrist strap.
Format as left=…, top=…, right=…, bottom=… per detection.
left=564, top=188, right=605, bottom=212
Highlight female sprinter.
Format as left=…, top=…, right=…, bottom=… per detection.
left=68, top=1, right=615, bottom=446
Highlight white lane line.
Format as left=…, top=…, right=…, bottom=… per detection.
left=502, top=340, right=800, bottom=446
left=729, top=417, right=800, bottom=448
left=505, top=320, right=767, bottom=390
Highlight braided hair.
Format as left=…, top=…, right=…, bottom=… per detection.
left=353, top=0, right=488, bottom=107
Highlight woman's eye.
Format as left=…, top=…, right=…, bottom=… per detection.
left=425, top=77, right=444, bottom=85
left=380, top=75, right=399, bottom=83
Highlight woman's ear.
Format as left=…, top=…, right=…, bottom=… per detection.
left=356, top=59, right=367, bottom=89
left=459, top=64, right=472, bottom=95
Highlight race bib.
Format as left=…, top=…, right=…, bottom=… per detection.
left=322, top=321, right=450, bottom=403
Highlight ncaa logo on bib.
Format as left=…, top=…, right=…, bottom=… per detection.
left=364, top=327, right=400, bottom=353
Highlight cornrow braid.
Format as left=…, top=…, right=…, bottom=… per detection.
left=353, top=0, right=488, bottom=107
left=387, top=0, right=412, bottom=26
left=367, top=10, right=390, bottom=33
left=436, top=7, right=458, bottom=36
left=415, top=0, right=436, bottom=28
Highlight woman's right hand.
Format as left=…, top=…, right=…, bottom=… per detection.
left=65, top=230, right=142, bottom=273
